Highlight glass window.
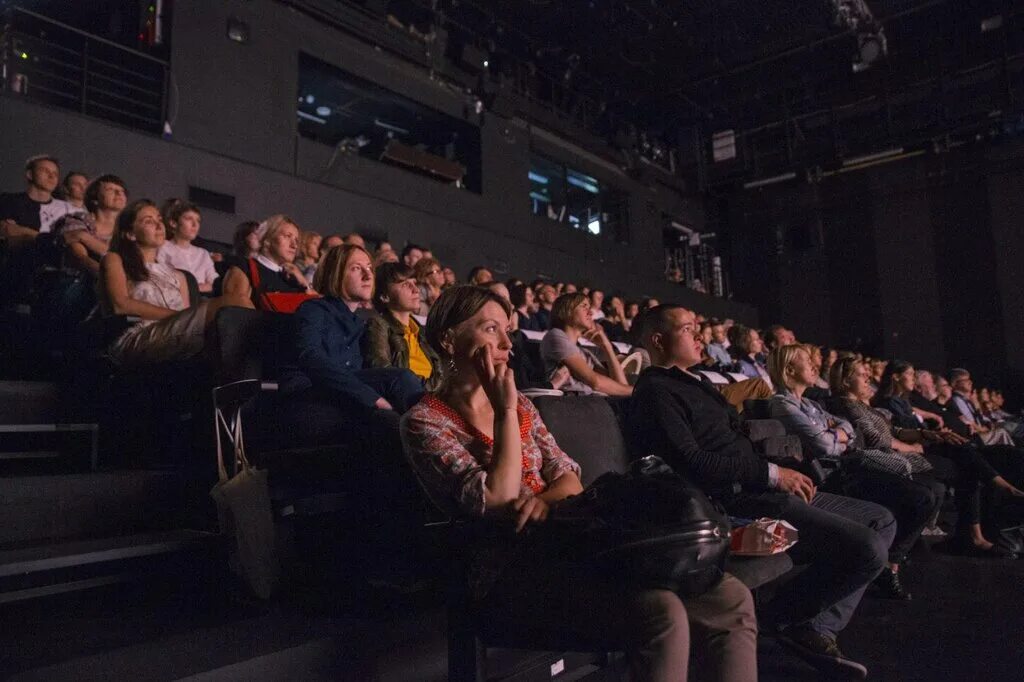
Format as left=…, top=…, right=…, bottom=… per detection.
left=529, top=153, right=626, bottom=240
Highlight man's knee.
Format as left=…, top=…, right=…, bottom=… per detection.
left=636, top=589, right=690, bottom=649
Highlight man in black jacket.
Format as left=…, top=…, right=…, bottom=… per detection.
left=627, top=305, right=896, bottom=680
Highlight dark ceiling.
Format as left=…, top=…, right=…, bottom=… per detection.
left=423, top=0, right=1024, bottom=181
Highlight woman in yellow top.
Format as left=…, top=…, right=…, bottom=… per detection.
left=364, top=261, right=442, bottom=390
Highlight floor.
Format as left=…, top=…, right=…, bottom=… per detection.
left=3, top=539, right=1022, bottom=681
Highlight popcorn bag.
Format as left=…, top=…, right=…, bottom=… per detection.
left=730, top=518, right=799, bottom=556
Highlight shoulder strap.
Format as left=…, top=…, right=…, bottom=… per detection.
left=247, top=257, right=262, bottom=291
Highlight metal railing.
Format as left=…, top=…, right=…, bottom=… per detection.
left=1, top=6, right=167, bottom=134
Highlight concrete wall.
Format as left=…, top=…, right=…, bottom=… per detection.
left=0, top=0, right=757, bottom=322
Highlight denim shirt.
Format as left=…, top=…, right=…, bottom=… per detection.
left=769, top=390, right=854, bottom=461
left=279, top=296, right=380, bottom=408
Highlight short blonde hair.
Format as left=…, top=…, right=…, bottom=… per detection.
left=256, top=214, right=299, bottom=255
left=767, top=344, right=809, bottom=392
left=314, top=243, right=371, bottom=298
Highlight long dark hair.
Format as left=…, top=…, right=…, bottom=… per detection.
left=875, top=358, right=914, bottom=401
left=232, top=220, right=260, bottom=258
left=112, top=199, right=157, bottom=283
left=373, top=261, right=415, bottom=313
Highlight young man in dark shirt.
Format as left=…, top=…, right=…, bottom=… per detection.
left=627, top=304, right=896, bottom=680
left=0, top=154, right=77, bottom=247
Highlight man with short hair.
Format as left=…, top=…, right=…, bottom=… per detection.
left=627, top=304, right=895, bottom=680
left=533, top=283, right=558, bottom=330
left=322, top=233, right=345, bottom=250
left=343, top=232, right=366, bottom=248
left=0, top=154, right=78, bottom=246
left=765, top=324, right=796, bottom=350
left=401, top=243, right=425, bottom=268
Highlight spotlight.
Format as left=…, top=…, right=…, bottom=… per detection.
left=226, top=17, right=249, bottom=44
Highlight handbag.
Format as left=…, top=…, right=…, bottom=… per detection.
left=544, top=455, right=731, bottom=595
left=210, top=395, right=279, bottom=599
left=248, top=258, right=317, bottom=313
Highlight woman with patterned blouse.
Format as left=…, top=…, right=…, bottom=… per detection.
left=400, top=285, right=758, bottom=682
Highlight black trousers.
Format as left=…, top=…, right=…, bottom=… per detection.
left=826, top=467, right=943, bottom=564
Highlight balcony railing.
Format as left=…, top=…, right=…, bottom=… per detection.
left=1, top=6, right=167, bottom=134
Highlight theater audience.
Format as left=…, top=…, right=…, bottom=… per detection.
left=277, top=244, right=424, bottom=414
left=98, top=199, right=252, bottom=366
left=442, top=266, right=457, bottom=287
left=765, top=324, right=796, bottom=350
left=705, top=321, right=732, bottom=367
left=768, top=347, right=937, bottom=599
left=323, top=233, right=344, bottom=249
left=588, top=289, right=605, bottom=321
left=598, top=295, right=628, bottom=343
left=948, top=368, right=1016, bottom=445
left=59, top=171, right=88, bottom=209
left=873, top=360, right=1024, bottom=556
left=364, top=262, right=441, bottom=390
left=624, top=300, right=640, bottom=331
left=728, top=324, right=772, bottom=387
left=343, top=232, right=365, bottom=248
left=401, top=287, right=757, bottom=682
left=467, top=266, right=494, bottom=285
left=540, top=293, right=632, bottom=397
left=401, top=243, right=425, bottom=268
left=157, top=200, right=218, bottom=293
left=296, top=230, right=322, bottom=282
left=413, top=257, right=444, bottom=315
left=222, top=215, right=317, bottom=311
left=374, top=244, right=400, bottom=266
left=231, top=220, right=261, bottom=259
left=509, top=283, right=541, bottom=332
left=51, top=174, right=127, bottom=274
left=627, top=305, right=894, bottom=679
left=0, top=154, right=78, bottom=247
left=533, top=283, right=557, bottom=330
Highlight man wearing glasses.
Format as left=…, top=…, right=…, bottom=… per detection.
left=626, top=304, right=895, bottom=680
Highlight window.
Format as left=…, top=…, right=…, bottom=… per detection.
left=529, top=153, right=627, bottom=240
left=298, top=53, right=482, bottom=192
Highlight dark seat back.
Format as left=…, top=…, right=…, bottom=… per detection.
left=531, top=395, right=629, bottom=485
left=208, top=307, right=292, bottom=383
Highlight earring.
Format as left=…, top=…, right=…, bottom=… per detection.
left=447, top=357, right=458, bottom=375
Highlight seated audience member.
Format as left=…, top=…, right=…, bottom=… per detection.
left=533, top=283, right=558, bottom=330
left=296, top=230, right=322, bottom=282
left=401, top=287, right=757, bottom=682
left=157, top=200, right=218, bottom=293
left=343, top=232, right=365, bottom=247
left=641, top=297, right=660, bottom=312
left=0, top=155, right=78, bottom=247
left=623, top=300, right=640, bottom=331
left=401, top=243, right=425, bottom=268
left=374, top=245, right=400, bottom=267
left=98, top=200, right=253, bottom=366
left=869, top=359, right=887, bottom=389
left=488, top=282, right=569, bottom=390
left=222, top=215, right=317, bottom=311
left=467, top=266, right=494, bottom=286
left=51, top=174, right=127, bottom=274
left=598, top=295, right=629, bottom=343
left=562, top=282, right=578, bottom=294
left=588, top=289, right=605, bottom=321
left=705, top=320, right=733, bottom=368
left=509, top=283, right=541, bottom=332
left=628, top=304, right=896, bottom=679
left=728, top=324, right=772, bottom=387
left=278, top=244, right=424, bottom=414
left=59, top=171, right=88, bottom=209
left=231, top=220, right=261, bottom=259
left=874, top=360, right=1024, bottom=555
left=442, top=266, right=457, bottom=288
left=765, top=324, right=796, bottom=351
left=769, top=347, right=939, bottom=599
left=413, top=257, right=444, bottom=315
left=540, top=293, right=632, bottom=397
left=948, top=368, right=1016, bottom=445
left=323, top=233, right=345, bottom=250
left=364, top=262, right=441, bottom=390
